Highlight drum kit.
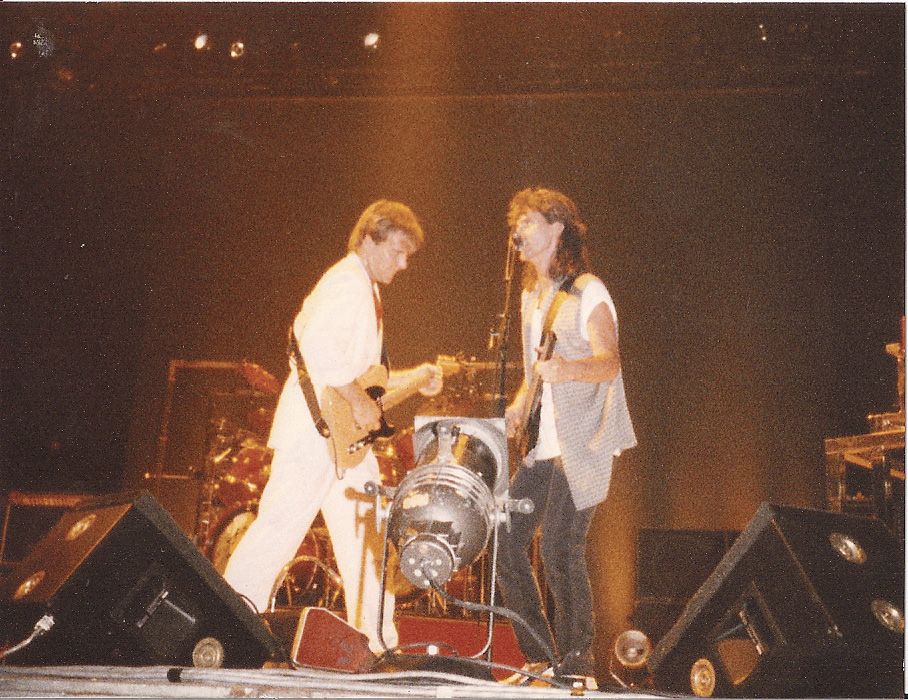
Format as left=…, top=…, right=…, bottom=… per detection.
left=189, top=355, right=517, bottom=616
left=199, top=427, right=493, bottom=615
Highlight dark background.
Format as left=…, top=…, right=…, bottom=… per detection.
left=1, top=2, right=904, bottom=672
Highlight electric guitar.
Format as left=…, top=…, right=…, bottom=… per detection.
left=514, top=329, right=557, bottom=458
left=321, top=358, right=457, bottom=473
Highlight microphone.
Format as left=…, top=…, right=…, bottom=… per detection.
left=510, top=233, right=523, bottom=250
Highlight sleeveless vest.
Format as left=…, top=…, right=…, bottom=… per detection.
left=521, top=273, right=637, bottom=510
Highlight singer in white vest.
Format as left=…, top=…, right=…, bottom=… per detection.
left=498, top=187, right=637, bottom=687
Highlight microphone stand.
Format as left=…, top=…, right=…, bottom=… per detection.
left=490, top=237, right=519, bottom=418
left=486, top=245, right=519, bottom=675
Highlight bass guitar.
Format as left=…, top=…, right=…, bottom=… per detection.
left=514, top=329, right=557, bottom=459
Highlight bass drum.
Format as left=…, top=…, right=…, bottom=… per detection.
left=204, top=504, right=324, bottom=598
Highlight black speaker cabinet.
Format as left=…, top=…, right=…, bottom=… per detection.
left=0, top=492, right=90, bottom=567
left=649, top=503, right=905, bottom=698
left=0, top=491, right=280, bottom=668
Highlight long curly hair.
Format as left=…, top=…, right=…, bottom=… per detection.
left=507, top=187, right=590, bottom=287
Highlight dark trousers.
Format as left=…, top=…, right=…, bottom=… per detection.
left=495, top=457, right=597, bottom=675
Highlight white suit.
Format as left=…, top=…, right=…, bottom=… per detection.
left=224, top=252, right=397, bottom=652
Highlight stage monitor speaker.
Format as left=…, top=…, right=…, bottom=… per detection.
left=648, top=503, right=905, bottom=698
left=0, top=490, right=280, bottom=668
left=636, top=528, right=739, bottom=601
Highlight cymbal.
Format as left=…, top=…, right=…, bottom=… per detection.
left=238, top=360, right=281, bottom=394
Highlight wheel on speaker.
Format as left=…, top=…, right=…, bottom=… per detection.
left=192, top=636, right=225, bottom=668
left=690, top=657, right=717, bottom=697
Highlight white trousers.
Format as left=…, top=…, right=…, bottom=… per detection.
left=223, top=439, right=398, bottom=653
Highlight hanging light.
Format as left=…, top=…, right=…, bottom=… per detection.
left=363, top=32, right=380, bottom=52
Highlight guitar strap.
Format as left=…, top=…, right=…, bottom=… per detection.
left=542, top=276, right=575, bottom=341
left=287, top=326, right=331, bottom=439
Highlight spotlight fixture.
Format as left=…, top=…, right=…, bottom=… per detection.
left=194, top=34, right=210, bottom=51
left=9, top=41, right=23, bottom=60
left=609, top=629, right=654, bottom=688
left=229, top=41, right=245, bottom=59
left=385, top=417, right=508, bottom=589
left=365, top=414, right=533, bottom=653
left=615, top=629, right=652, bottom=669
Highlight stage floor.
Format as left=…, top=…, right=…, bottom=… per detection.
left=0, top=664, right=669, bottom=698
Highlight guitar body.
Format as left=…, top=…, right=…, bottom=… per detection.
left=320, top=356, right=459, bottom=474
left=515, top=330, right=557, bottom=459
left=321, top=364, right=393, bottom=472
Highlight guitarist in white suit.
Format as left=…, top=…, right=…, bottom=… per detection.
left=224, top=200, right=442, bottom=653
left=498, top=188, right=636, bottom=688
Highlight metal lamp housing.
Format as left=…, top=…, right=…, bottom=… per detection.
left=386, top=417, right=507, bottom=590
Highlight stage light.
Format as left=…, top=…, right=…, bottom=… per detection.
left=608, top=629, right=654, bottom=689
left=615, top=629, right=652, bottom=669
left=385, top=417, right=508, bottom=589
left=229, top=42, right=245, bottom=59
left=364, top=414, right=533, bottom=654
left=10, top=41, right=23, bottom=60
left=195, top=34, right=210, bottom=51
left=363, top=32, right=380, bottom=52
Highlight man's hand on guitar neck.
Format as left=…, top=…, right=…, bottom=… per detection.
left=388, top=362, right=444, bottom=398
left=416, top=362, right=444, bottom=396
left=534, top=353, right=572, bottom=383
left=332, top=381, right=382, bottom=433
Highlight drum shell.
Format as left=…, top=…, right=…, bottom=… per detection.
left=203, top=504, right=320, bottom=577
left=214, top=445, right=271, bottom=509
left=374, top=429, right=415, bottom=487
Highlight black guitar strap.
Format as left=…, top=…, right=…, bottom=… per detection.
left=287, top=326, right=331, bottom=439
left=542, top=276, right=576, bottom=339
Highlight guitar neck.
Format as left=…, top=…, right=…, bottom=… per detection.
left=517, top=379, right=544, bottom=436
left=516, top=330, right=556, bottom=437
left=380, top=373, right=429, bottom=412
